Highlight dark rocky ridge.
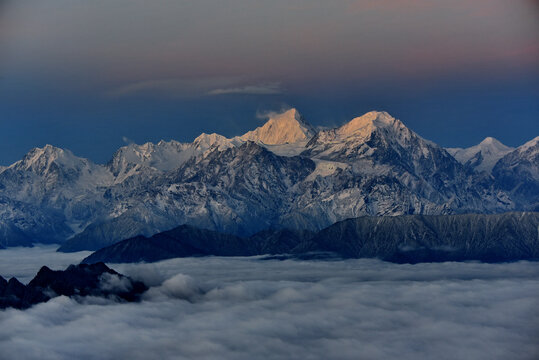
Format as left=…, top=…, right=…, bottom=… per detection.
left=0, top=263, right=147, bottom=310
left=300, top=212, right=539, bottom=263
left=83, top=212, right=539, bottom=264
left=82, top=225, right=314, bottom=264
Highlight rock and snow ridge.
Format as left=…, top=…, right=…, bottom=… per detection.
left=490, top=136, right=539, bottom=207
left=506, top=136, right=539, bottom=157
left=446, top=137, right=514, bottom=174
left=0, top=108, right=537, bottom=250
left=82, top=212, right=539, bottom=264
left=106, top=109, right=311, bottom=182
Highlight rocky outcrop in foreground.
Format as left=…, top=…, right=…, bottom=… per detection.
left=0, top=263, right=147, bottom=310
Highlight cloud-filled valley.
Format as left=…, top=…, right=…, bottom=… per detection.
left=0, top=246, right=538, bottom=360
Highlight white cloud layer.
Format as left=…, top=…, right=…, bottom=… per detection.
left=0, top=247, right=538, bottom=360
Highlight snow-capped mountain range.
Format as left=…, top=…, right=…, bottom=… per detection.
left=0, top=108, right=537, bottom=250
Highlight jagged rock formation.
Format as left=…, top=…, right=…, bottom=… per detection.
left=82, top=212, right=539, bottom=264
left=0, top=263, right=147, bottom=310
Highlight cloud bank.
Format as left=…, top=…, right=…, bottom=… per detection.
left=0, top=247, right=538, bottom=360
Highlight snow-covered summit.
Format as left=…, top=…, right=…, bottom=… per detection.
left=1, top=144, right=113, bottom=209
left=446, top=137, right=514, bottom=173
left=108, top=135, right=241, bottom=182
left=304, top=110, right=429, bottom=162
left=337, top=111, right=397, bottom=137
left=193, top=133, right=237, bottom=151
left=108, top=140, right=189, bottom=177
left=11, top=144, right=93, bottom=175
left=240, top=108, right=315, bottom=145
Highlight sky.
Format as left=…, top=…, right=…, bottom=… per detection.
left=0, top=246, right=538, bottom=359
left=0, top=0, right=538, bottom=165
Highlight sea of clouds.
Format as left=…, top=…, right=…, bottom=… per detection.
left=0, top=246, right=538, bottom=360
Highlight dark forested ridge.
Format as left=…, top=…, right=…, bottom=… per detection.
left=83, top=212, right=539, bottom=264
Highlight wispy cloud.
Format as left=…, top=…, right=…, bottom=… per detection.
left=107, top=78, right=283, bottom=99
left=106, top=78, right=212, bottom=98
left=121, top=136, right=134, bottom=145
left=254, top=105, right=294, bottom=121
left=207, top=83, right=283, bottom=96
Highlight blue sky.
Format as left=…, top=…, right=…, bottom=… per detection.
left=1, top=0, right=538, bottom=164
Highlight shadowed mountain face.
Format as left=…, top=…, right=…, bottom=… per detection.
left=83, top=212, right=539, bottom=265
left=300, top=212, right=539, bottom=263
left=58, top=142, right=316, bottom=252
left=491, top=137, right=539, bottom=211
left=0, top=263, right=147, bottom=310
left=82, top=226, right=315, bottom=264
left=0, top=109, right=537, bottom=251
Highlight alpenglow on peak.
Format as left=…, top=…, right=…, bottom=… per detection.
left=240, top=108, right=316, bottom=145
left=337, top=111, right=398, bottom=137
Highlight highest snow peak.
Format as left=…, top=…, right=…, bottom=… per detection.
left=240, top=108, right=316, bottom=145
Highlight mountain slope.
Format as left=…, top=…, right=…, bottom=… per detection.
left=82, top=226, right=316, bottom=264
left=300, top=212, right=539, bottom=262
left=107, top=134, right=240, bottom=183
left=447, top=137, right=514, bottom=173
left=81, top=225, right=252, bottom=263
left=0, top=145, right=113, bottom=243
left=82, top=212, right=539, bottom=264
left=240, top=108, right=315, bottom=145
left=287, top=111, right=507, bottom=230
left=60, top=141, right=316, bottom=251
left=492, top=136, right=539, bottom=210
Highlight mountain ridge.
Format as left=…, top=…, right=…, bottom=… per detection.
left=0, top=262, right=147, bottom=310
left=0, top=108, right=537, bottom=250
left=82, top=212, right=539, bottom=264
left=447, top=137, right=514, bottom=174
